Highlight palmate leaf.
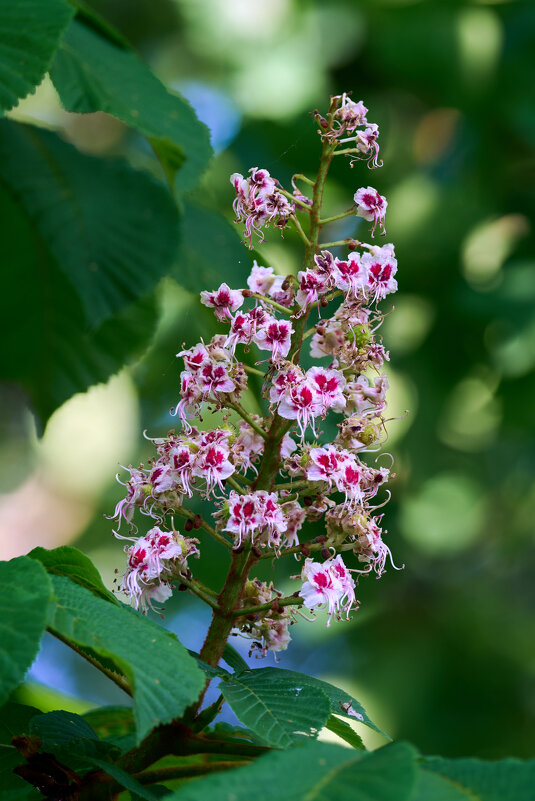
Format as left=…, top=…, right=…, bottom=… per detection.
left=220, top=670, right=332, bottom=748
left=225, top=667, right=385, bottom=736
left=325, top=714, right=365, bottom=751
left=166, top=741, right=417, bottom=801
left=0, top=120, right=179, bottom=326
left=414, top=756, right=535, bottom=801
left=48, top=576, right=205, bottom=743
left=0, top=558, right=53, bottom=708
left=50, top=20, right=212, bottom=194
left=0, top=182, right=159, bottom=426
left=28, top=546, right=119, bottom=605
left=0, top=0, right=74, bottom=112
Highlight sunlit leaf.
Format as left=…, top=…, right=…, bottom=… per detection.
left=51, top=20, right=212, bottom=194
left=48, top=576, right=205, bottom=743
left=0, top=558, right=52, bottom=708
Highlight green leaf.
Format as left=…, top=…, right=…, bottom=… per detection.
left=30, top=710, right=118, bottom=760
left=48, top=576, right=205, bottom=742
left=0, top=702, right=42, bottom=743
left=82, top=706, right=135, bottom=741
left=0, top=181, right=159, bottom=427
left=418, top=756, right=535, bottom=801
left=0, top=0, right=74, bottom=112
left=28, top=546, right=118, bottom=604
left=222, top=643, right=249, bottom=674
left=50, top=20, right=212, bottom=193
left=220, top=670, right=332, bottom=748
left=165, top=741, right=417, bottom=801
left=172, top=201, right=253, bottom=293
left=0, top=702, right=43, bottom=800
left=225, top=667, right=386, bottom=737
left=0, top=557, right=52, bottom=708
left=325, top=715, right=365, bottom=751
left=0, top=119, right=179, bottom=326
left=30, top=711, right=158, bottom=800
left=188, top=651, right=230, bottom=680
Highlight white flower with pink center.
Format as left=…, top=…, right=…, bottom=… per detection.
left=306, top=445, right=349, bottom=487
left=224, top=491, right=260, bottom=546
left=226, top=311, right=256, bottom=354
left=112, top=466, right=150, bottom=528
left=299, top=558, right=344, bottom=625
left=346, top=374, right=389, bottom=415
left=332, top=252, right=367, bottom=296
left=355, top=123, right=382, bottom=169
left=361, top=249, right=398, bottom=302
left=269, top=366, right=304, bottom=404
left=335, top=95, right=368, bottom=130
left=336, top=460, right=363, bottom=506
left=278, top=381, right=323, bottom=439
left=281, top=500, right=306, bottom=547
left=234, top=421, right=265, bottom=473
left=306, top=366, right=347, bottom=413
left=354, top=186, right=387, bottom=236
left=200, top=283, right=244, bottom=321
left=170, top=445, right=195, bottom=496
left=199, top=362, right=235, bottom=396
left=296, top=269, right=329, bottom=310
left=178, top=343, right=210, bottom=373
left=193, top=444, right=234, bottom=495
left=121, top=526, right=199, bottom=611
left=256, top=491, right=288, bottom=548
left=328, top=555, right=356, bottom=618
left=254, top=317, right=294, bottom=362
left=358, top=517, right=403, bottom=577
left=247, top=262, right=287, bottom=301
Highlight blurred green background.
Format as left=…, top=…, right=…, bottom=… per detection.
left=2, top=0, right=534, bottom=760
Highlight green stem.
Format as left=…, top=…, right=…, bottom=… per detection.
left=226, top=476, right=248, bottom=495
left=333, top=147, right=360, bottom=156
left=290, top=214, right=312, bottom=246
left=319, top=209, right=355, bottom=225
left=293, top=172, right=315, bottom=187
left=278, top=186, right=312, bottom=210
left=177, top=576, right=221, bottom=611
left=248, top=292, right=293, bottom=315
left=226, top=400, right=268, bottom=440
left=176, top=506, right=232, bottom=550
left=242, top=363, right=266, bottom=377
left=318, top=239, right=361, bottom=249
left=197, top=103, right=338, bottom=675
left=232, top=595, right=304, bottom=617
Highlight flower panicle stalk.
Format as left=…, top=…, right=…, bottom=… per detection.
left=110, top=92, right=402, bottom=666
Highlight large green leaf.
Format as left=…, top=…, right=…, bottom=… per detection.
left=220, top=670, right=331, bottom=748
left=48, top=575, right=205, bottom=742
left=226, top=667, right=385, bottom=736
left=0, top=120, right=179, bottom=326
left=0, top=0, right=74, bottom=112
left=50, top=20, right=212, bottom=194
left=0, top=557, right=52, bottom=708
left=0, top=181, right=158, bottom=426
left=417, top=756, right=535, bottom=801
left=167, top=741, right=417, bottom=801
left=28, top=546, right=118, bottom=605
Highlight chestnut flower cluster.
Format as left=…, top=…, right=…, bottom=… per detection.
left=111, top=93, right=402, bottom=660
